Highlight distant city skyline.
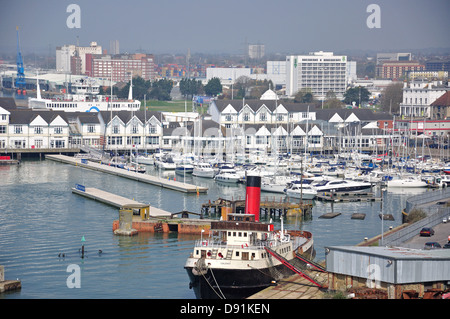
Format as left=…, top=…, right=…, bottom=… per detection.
left=0, top=0, right=449, bottom=56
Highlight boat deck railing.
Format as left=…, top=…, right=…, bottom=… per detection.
left=194, top=236, right=295, bottom=251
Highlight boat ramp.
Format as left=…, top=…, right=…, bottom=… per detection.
left=46, top=154, right=207, bottom=194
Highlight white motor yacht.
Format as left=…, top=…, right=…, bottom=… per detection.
left=215, top=169, right=240, bottom=184
left=284, top=183, right=317, bottom=200
left=314, top=179, right=372, bottom=193
left=192, top=163, right=215, bottom=178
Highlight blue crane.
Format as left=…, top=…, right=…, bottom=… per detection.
left=15, top=26, right=26, bottom=95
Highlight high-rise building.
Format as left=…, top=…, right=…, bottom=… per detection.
left=286, top=51, right=347, bottom=100
left=110, top=40, right=120, bottom=55
left=248, top=44, right=265, bottom=59
left=56, top=45, right=76, bottom=73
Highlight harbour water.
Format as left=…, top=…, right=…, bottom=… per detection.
left=0, top=158, right=438, bottom=299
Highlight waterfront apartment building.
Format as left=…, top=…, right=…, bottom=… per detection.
left=285, top=51, right=348, bottom=100
left=399, top=80, right=449, bottom=118
left=86, top=53, right=156, bottom=82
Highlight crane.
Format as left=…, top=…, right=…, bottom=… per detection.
left=15, top=26, right=26, bottom=95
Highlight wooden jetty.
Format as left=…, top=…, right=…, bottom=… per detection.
left=316, top=192, right=382, bottom=203
left=201, top=197, right=313, bottom=219
left=46, top=154, right=207, bottom=194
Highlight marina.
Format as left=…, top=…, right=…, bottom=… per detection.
left=0, top=158, right=449, bottom=299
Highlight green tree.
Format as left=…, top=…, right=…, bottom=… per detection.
left=180, top=78, right=204, bottom=98
left=116, top=76, right=152, bottom=100
left=343, top=86, right=370, bottom=106
left=380, top=82, right=403, bottom=114
left=204, top=77, right=222, bottom=96
left=294, top=88, right=316, bottom=103
left=149, top=79, right=173, bottom=101
left=323, top=90, right=345, bottom=109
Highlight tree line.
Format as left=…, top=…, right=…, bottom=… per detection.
left=101, top=76, right=403, bottom=114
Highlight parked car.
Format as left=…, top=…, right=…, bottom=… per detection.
left=424, top=242, right=441, bottom=250
left=443, top=243, right=450, bottom=249
left=420, top=227, right=435, bottom=236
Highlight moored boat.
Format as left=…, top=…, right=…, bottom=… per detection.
left=184, top=176, right=315, bottom=299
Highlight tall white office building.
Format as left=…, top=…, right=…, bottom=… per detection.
left=286, top=51, right=348, bottom=100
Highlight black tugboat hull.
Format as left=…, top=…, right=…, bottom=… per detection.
left=185, top=264, right=294, bottom=299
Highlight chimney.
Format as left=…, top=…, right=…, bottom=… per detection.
left=245, top=175, right=261, bottom=222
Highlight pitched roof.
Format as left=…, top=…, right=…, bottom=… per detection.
left=8, top=110, right=69, bottom=125
left=213, top=99, right=316, bottom=113
left=0, top=97, right=17, bottom=110
left=431, top=91, right=450, bottom=107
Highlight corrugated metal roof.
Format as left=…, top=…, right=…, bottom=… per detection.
left=326, top=245, right=450, bottom=260
left=325, top=245, right=450, bottom=284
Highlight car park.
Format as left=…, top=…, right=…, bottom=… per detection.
left=420, top=227, right=435, bottom=236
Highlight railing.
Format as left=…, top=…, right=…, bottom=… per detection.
left=382, top=207, right=450, bottom=246
left=194, top=237, right=290, bottom=252
left=405, top=188, right=450, bottom=213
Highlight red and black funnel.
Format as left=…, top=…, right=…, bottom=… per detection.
left=245, top=175, right=261, bottom=221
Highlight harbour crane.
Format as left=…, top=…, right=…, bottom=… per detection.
left=15, top=26, right=26, bottom=95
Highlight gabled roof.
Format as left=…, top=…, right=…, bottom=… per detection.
left=77, top=112, right=100, bottom=124
left=8, top=110, right=69, bottom=125
left=431, top=91, right=450, bottom=107
left=99, top=110, right=162, bottom=124
left=213, top=99, right=315, bottom=113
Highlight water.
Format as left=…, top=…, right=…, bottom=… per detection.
left=0, top=159, right=435, bottom=299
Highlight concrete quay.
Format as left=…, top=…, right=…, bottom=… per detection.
left=71, top=186, right=172, bottom=217
left=46, top=154, right=207, bottom=194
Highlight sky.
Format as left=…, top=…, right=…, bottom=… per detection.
left=0, top=0, right=449, bottom=56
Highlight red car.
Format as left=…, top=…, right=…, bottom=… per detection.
left=420, top=227, right=435, bottom=237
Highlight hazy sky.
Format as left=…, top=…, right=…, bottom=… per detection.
left=1, top=0, right=449, bottom=55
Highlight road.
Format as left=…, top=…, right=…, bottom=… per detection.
left=402, top=220, right=450, bottom=249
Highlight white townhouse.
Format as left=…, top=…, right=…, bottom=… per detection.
left=2, top=108, right=70, bottom=149
left=0, top=106, right=11, bottom=149
left=208, top=95, right=316, bottom=129
left=99, top=110, right=163, bottom=152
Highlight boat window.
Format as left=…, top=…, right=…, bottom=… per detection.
left=233, top=232, right=236, bottom=237
left=235, top=251, right=240, bottom=257
left=238, top=232, right=242, bottom=237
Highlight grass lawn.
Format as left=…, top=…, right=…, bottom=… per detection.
left=143, top=100, right=208, bottom=114
left=143, top=100, right=190, bottom=112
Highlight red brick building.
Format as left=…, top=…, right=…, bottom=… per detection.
left=376, top=61, right=425, bottom=80
left=85, top=53, right=156, bottom=82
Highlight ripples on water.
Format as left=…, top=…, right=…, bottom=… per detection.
left=0, top=159, right=437, bottom=299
